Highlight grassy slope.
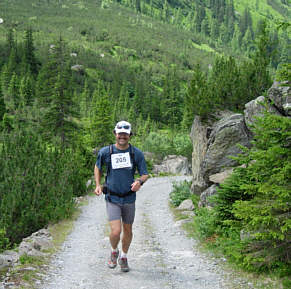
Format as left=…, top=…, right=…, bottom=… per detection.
left=234, top=0, right=291, bottom=27
left=0, top=0, right=216, bottom=77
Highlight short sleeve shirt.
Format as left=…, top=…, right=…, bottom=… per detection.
left=96, top=144, right=148, bottom=204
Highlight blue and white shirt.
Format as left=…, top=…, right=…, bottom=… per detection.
left=96, top=144, right=148, bottom=204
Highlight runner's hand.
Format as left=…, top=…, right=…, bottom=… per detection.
left=94, top=185, right=103, bottom=196
left=131, top=180, right=141, bottom=192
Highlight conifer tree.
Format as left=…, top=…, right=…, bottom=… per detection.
left=210, top=18, right=220, bottom=40
left=0, top=84, right=5, bottom=124
left=208, top=56, right=242, bottom=110
left=231, top=24, right=243, bottom=51
left=127, top=104, right=135, bottom=127
left=6, top=72, right=19, bottom=112
left=242, top=27, right=255, bottom=53
left=36, top=37, right=67, bottom=107
left=37, top=38, right=78, bottom=148
left=80, top=80, right=90, bottom=118
left=6, top=29, right=15, bottom=57
left=194, top=5, right=206, bottom=33
left=247, top=20, right=272, bottom=98
left=183, top=64, right=211, bottom=127
left=162, top=0, right=170, bottom=22
left=136, top=0, right=141, bottom=13
left=201, top=16, right=210, bottom=36
left=19, top=74, right=34, bottom=106
left=23, top=28, right=38, bottom=75
left=1, top=49, right=18, bottom=92
left=89, top=81, right=113, bottom=149
left=161, top=70, right=182, bottom=127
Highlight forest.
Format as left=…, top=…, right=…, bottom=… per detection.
left=0, top=0, right=290, bottom=285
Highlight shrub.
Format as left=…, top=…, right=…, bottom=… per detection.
left=142, top=130, right=192, bottom=160
left=0, top=129, right=88, bottom=249
left=0, top=228, right=9, bottom=253
left=169, top=180, right=192, bottom=207
left=192, top=207, right=217, bottom=241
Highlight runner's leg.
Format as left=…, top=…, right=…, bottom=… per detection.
left=106, top=201, right=122, bottom=249
left=121, top=202, right=135, bottom=253
left=109, top=220, right=121, bottom=249
left=121, top=223, right=132, bottom=253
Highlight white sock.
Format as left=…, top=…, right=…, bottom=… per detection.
left=112, top=247, right=118, bottom=253
left=120, top=251, right=127, bottom=258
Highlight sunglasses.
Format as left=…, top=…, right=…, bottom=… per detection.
left=117, top=125, right=130, bottom=129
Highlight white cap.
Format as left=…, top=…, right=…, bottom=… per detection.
left=114, top=121, right=131, bottom=135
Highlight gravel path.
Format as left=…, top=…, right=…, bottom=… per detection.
left=37, top=176, right=249, bottom=289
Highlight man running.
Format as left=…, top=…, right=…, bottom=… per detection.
left=94, top=120, right=149, bottom=272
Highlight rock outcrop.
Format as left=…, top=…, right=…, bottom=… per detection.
left=152, top=155, right=191, bottom=176
left=0, top=229, right=53, bottom=271
left=267, top=81, right=291, bottom=116
left=202, top=113, right=251, bottom=180
left=191, top=81, right=290, bottom=205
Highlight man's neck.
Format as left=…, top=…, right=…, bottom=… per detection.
left=115, top=143, right=130, bottom=150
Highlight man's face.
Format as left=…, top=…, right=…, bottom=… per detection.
left=115, top=132, right=130, bottom=146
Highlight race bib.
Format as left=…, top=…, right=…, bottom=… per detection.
left=111, top=152, right=132, bottom=169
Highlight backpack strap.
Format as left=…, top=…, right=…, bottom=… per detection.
left=105, top=144, right=113, bottom=183
left=129, top=144, right=136, bottom=178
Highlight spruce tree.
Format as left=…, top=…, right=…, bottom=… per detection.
left=183, top=64, right=210, bottom=127
left=35, top=37, right=66, bottom=107
left=80, top=80, right=90, bottom=118
left=6, top=72, right=19, bottom=112
left=162, top=0, right=169, bottom=22
left=6, top=28, right=15, bottom=58
left=0, top=84, right=5, bottom=124
left=23, top=28, right=38, bottom=75
left=89, top=81, right=113, bottom=149
left=19, top=74, right=34, bottom=106
left=43, top=70, right=77, bottom=149
left=37, top=38, right=78, bottom=148
left=201, top=17, right=210, bottom=36
left=248, top=20, right=272, bottom=98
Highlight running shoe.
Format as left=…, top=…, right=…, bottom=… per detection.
left=108, top=250, right=119, bottom=269
left=118, top=257, right=130, bottom=272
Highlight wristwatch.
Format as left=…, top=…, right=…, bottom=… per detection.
left=136, top=179, right=144, bottom=186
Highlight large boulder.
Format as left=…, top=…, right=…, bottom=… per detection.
left=201, top=113, right=252, bottom=180
left=244, top=95, right=280, bottom=130
left=177, top=199, right=194, bottom=211
left=267, top=81, right=291, bottom=116
left=209, top=168, right=234, bottom=184
left=18, top=229, right=53, bottom=258
left=152, top=155, right=191, bottom=175
left=71, top=64, right=84, bottom=74
left=198, top=184, right=218, bottom=208
left=0, top=251, right=19, bottom=271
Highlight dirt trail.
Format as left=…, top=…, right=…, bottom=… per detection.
left=38, top=176, right=249, bottom=289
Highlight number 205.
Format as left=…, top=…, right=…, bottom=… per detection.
left=116, top=157, right=126, bottom=163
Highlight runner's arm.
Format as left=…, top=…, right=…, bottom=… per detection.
left=94, top=165, right=103, bottom=195
left=131, top=174, right=149, bottom=191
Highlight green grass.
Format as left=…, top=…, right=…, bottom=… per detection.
left=0, top=0, right=215, bottom=70
left=234, top=0, right=291, bottom=27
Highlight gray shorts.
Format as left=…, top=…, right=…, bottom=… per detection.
left=106, top=201, right=135, bottom=224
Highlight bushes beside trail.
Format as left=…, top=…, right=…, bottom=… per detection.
left=0, top=129, right=88, bottom=250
